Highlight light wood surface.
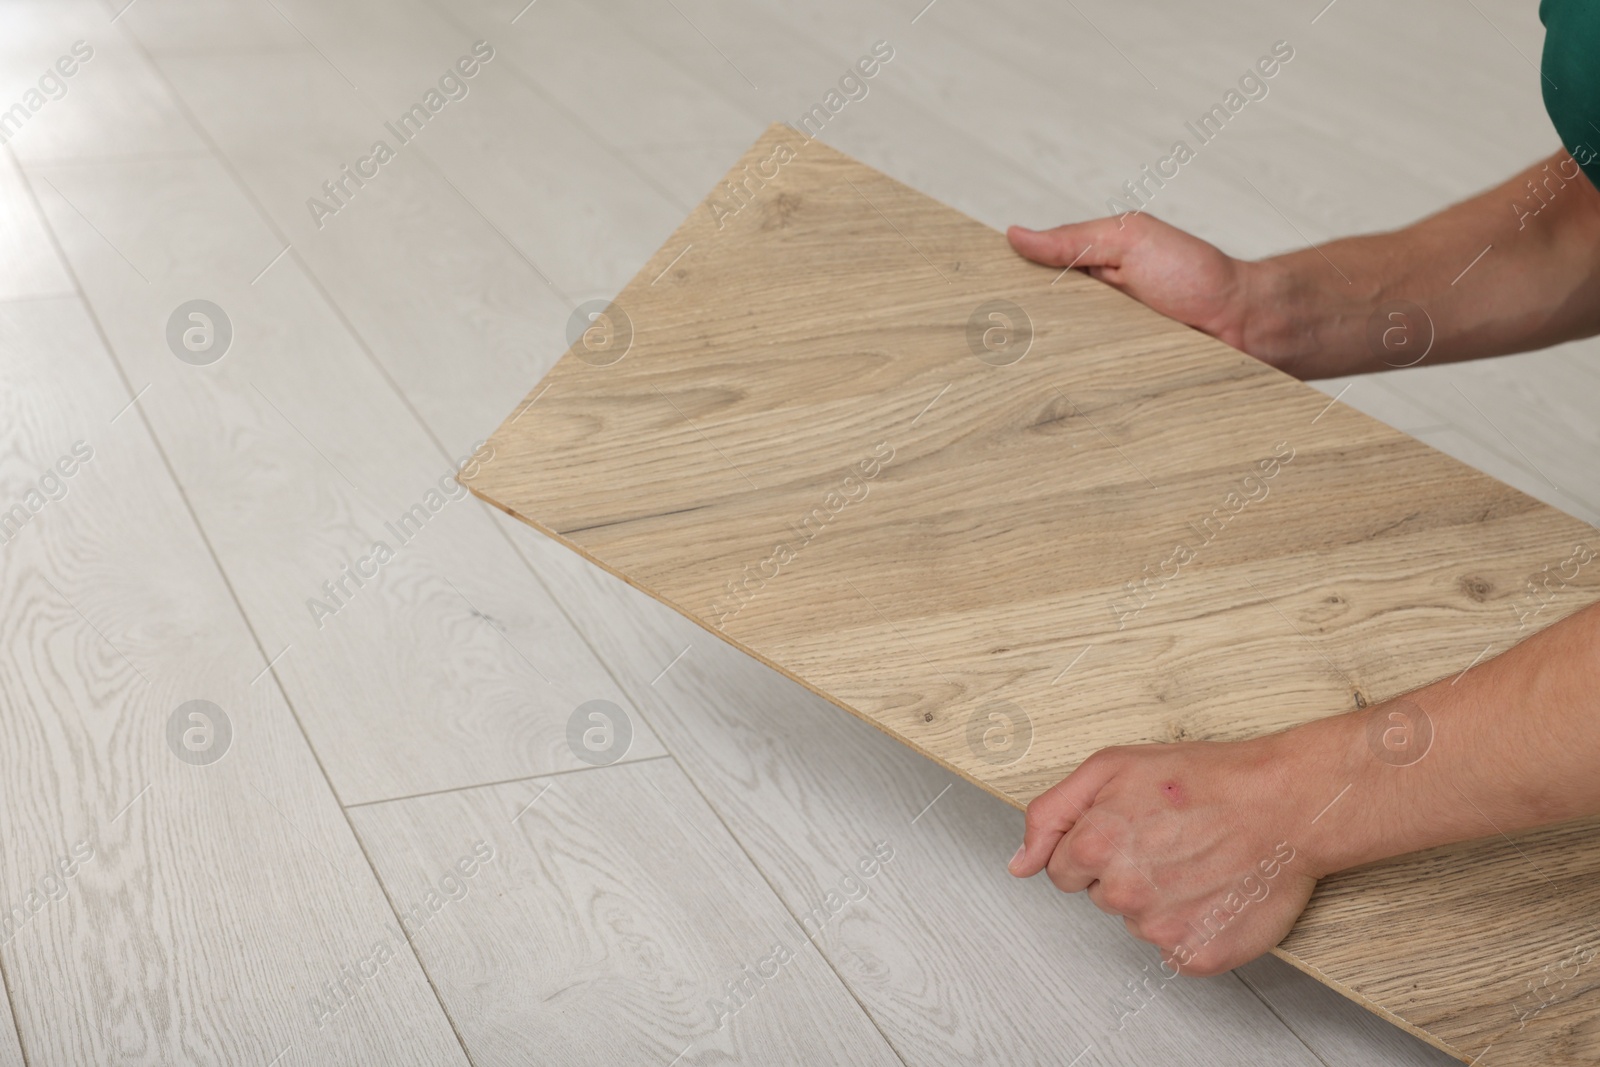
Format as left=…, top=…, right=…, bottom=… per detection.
left=0, top=0, right=1587, bottom=1062
left=0, top=294, right=469, bottom=1064
left=465, top=127, right=1600, bottom=1064
left=0, top=978, right=21, bottom=1067
left=349, top=759, right=905, bottom=1066
left=30, top=149, right=668, bottom=807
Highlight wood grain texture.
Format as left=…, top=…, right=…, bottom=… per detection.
left=0, top=294, right=468, bottom=1065
left=348, top=758, right=904, bottom=1066
left=0, top=977, right=22, bottom=1067
left=28, top=149, right=667, bottom=807
left=465, top=128, right=1600, bottom=1065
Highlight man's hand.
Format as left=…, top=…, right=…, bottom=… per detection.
left=1008, top=736, right=1319, bottom=977
left=1010, top=150, right=1600, bottom=379
left=1007, top=216, right=1274, bottom=368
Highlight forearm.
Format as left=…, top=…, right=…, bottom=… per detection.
left=1280, top=595, right=1600, bottom=877
left=1243, top=151, right=1600, bottom=379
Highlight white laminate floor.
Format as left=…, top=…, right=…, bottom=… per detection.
left=0, top=0, right=1589, bottom=1063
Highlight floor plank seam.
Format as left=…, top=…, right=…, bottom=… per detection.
left=341, top=753, right=676, bottom=811
left=339, top=802, right=483, bottom=1067
left=604, top=679, right=917, bottom=1067
left=422, top=0, right=697, bottom=215
left=1234, top=969, right=1336, bottom=1067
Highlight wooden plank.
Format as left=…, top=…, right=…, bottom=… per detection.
left=0, top=293, right=468, bottom=1064
left=464, top=127, right=1600, bottom=1065
left=348, top=758, right=904, bottom=1066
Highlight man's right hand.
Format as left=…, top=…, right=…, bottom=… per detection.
left=1010, top=150, right=1600, bottom=380
left=1007, top=215, right=1288, bottom=368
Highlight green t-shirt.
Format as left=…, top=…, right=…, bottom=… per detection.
left=1541, top=0, right=1600, bottom=186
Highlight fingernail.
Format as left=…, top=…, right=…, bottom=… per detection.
left=1009, top=844, right=1026, bottom=872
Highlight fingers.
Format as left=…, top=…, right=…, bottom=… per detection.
left=1009, top=750, right=1120, bottom=877
left=1005, top=217, right=1143, bottom=270
left=1046, top=823, right=1104, bottom=895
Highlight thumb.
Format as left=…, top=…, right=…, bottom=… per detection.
left=1009, top=751, right=1120, bottom=877
left=1006, top=218, right=1137, bottom=271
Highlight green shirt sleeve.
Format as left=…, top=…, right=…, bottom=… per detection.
left=1541, top=0, right=1600, bottom=187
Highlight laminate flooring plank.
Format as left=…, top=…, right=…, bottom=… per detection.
left=463, top=128, right=1600, bottom=1065
left=0, top=293, right=467, bottom=1064
left=25, top=149, right=665, bottom=806
left=348, top=759, right=906, bottom=1066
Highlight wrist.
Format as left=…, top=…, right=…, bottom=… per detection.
left=1236, top=252, right=1380, bottom=379
left=1233, top=255, right=1314, bottom=376
left=1259, top=710, right=1397, bottom=878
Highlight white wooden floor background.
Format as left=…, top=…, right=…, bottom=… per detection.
left=1, top=0, right=1594, bottom=1063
